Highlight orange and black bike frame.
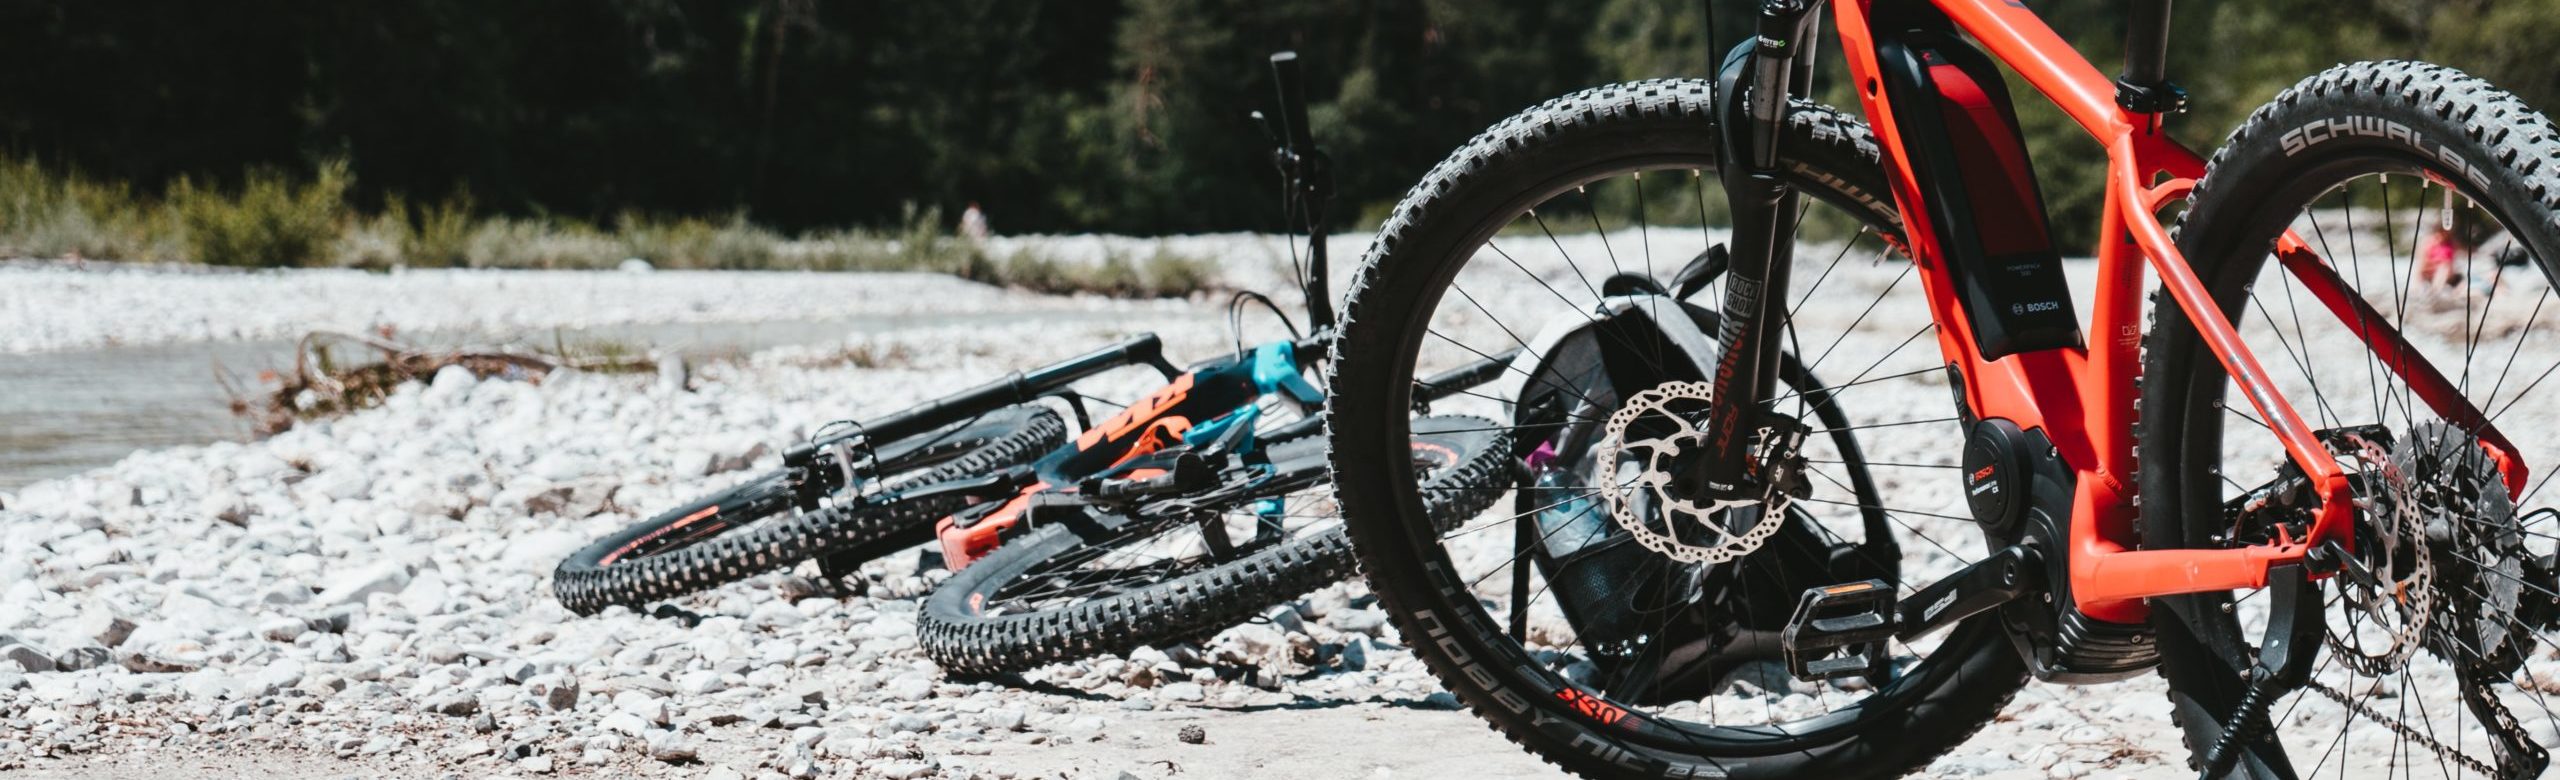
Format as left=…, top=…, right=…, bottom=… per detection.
left=1708, top=0, right=2528, bottom=624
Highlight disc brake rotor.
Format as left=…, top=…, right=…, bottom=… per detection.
left=1592, top=381, right=1797, bottom=564
left=2327, top=430, right=2433, bottom=676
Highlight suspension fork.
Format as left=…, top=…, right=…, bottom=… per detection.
left=1691, top=0, right=1827, bottom=503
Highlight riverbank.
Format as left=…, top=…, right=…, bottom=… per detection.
left=2, top=233, right=2545, bottom=778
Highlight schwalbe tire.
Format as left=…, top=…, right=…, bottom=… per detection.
left=1323, top=79, right=2026, bottom=779
left=553, top=404, right=1066, bottom=616
left=917, top=416, right=1511, bottom=676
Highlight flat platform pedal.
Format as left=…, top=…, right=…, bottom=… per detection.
left=1781, top=579, right=1897, bottom=682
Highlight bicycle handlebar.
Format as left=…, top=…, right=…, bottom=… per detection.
left=1270, top=52, right=1314, bottom=163
left=1267, top=50, right=1337, bottom=330
left=788, top=333, right=1168, bottom=468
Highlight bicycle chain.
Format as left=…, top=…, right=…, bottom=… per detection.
left=2293, top=428, right=2541, bottom=778
left=2302, top=674, right=2525, bottom=778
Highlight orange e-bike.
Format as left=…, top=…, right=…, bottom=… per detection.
left=1325, top=0, right=2560, bottom=777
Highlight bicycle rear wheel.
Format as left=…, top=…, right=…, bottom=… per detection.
left=917, top=416, right=1509, bottom=676
left=2146, top=61, right=2560, bottom=778
left=553, top=404, right=1064, bottom=615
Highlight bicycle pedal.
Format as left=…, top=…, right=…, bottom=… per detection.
left=1782, top=579, right=1897, bottom=682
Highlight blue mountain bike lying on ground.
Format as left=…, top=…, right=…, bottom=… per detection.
left=555, top=55, right=1512, bottom=676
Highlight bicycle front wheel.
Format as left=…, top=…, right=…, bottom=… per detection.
left=1325, top=80, right=2024, bottom=779
left=553, top=404, right=1064, bottom=615
left=917, top=416, right=1510, bottom=676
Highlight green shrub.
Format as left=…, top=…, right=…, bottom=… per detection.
left=996, top=245, right=1070, bottom=292
left=403, top=190, right=476, bottom=268
left=334, top=208, right=407, bottom=271
left=173, top=161, right=350, bottom=267
left=618, top=212, right=778, bottom=270
left=0, top=157, right=180, bottom=260
left=1138, top=244, right=1214, bottom=298
left=465, top=217, right=622, bottom=269
left=0, top=154, right=1219, bottom=297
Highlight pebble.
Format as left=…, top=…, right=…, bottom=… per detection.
left=256, top=618, right=307, bottom=642
left=313, top=561, right=411, bottom=607
left=119, top=642, right=207, bottom=673
left=615, top=691, right=669, bottom=724
left=50, top=645, right=112, bottom=672
left=73, top=612, right=138, bottom=647
left=647, top=731, right=700, bottom=763
left=532, top=675, right=580, bottom=712
left=875, top=761, right=935, bottom=779
left=883, top=676, right=933, bottom=701
left=430, top=695, right=479, bottom=717
left=1, top=643, right=54, bottom=673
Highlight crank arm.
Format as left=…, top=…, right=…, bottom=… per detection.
left=1894, top=544, right=2038, bottom=643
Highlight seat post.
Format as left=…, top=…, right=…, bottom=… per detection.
left=2115, top=0, right=2186, bottom=114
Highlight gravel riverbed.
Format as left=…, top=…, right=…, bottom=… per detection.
left=1, top=238, right=2552, bottom=778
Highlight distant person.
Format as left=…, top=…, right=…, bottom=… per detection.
left=2422, top=222, right=2472, bottom=290
left=959, top=202, right=991, bottom=246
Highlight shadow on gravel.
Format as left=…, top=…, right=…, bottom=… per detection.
left=993, top=675, right=1462, bottom=713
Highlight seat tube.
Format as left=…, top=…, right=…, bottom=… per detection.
left=1692, top=0, right=1826, bottom=503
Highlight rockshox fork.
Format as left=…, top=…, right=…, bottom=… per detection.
left=1692, top=0, right=1828, bottom=504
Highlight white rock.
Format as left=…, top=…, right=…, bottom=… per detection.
left=677, top=670, right=726, bottom=695
left=398, top=570, right=452, bottom=616
left=645, top=731, right=699, bottom=763
left=874, top=762, right=935, bottom=780
left=601, top=711, right=651, bottom=737
left=424, top=365, right=478, bottom=405
left=257, top=617, right=307, bottom=642
left=670, top=450, right=715, bottom=478
left=302, top=468, right=371, bottom=501
left=314, top=560, right=413, bottom=607
left=528, top=453, right=595, bottom=482
left=749, top=601, right=806, bottom=629
left=614, top=690, right=669, bottom=723
left=882, top=676, right=933, bottom=701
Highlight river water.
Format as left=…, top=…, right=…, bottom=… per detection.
left=0, top=313, right=1173, bottom=490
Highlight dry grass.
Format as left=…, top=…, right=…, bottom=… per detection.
left=0, top=157, right=1219, bottom=298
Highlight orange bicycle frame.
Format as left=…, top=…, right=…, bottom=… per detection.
left=1829, top=0, right=2528, bottom=622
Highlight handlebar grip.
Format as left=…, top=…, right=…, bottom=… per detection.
left=1025, top=333, right=1164, bottom=390
left=1270, top=51, right=1314, bottom=158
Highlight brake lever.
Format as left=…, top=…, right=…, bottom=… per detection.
left=1248, top=109, right=1282, bottom=147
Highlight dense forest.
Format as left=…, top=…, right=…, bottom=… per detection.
left=2, top=0, right=2553, bottom=250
